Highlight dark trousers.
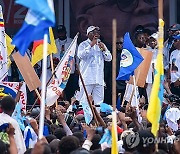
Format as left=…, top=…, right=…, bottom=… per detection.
left=64, top=73, right=79, bottom=102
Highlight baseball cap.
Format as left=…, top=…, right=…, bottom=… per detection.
left=86, top=26, right=100, bottom=35
left=57, top=25, right=66, bottom=33
left=170, top=24, right=180, bottom=31
left=151, top=32, right=158, bottom=39
left=134, top=25, right=145, bottom=32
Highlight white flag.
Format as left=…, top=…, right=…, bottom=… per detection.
left=0, top=5, right=8, bottom=81
left=46, top=34, right=78, bottom=106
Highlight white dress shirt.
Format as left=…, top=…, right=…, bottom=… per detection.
left=0, top=113, right=26, bottom=154
left=77, top=39, right=112, bottom=86
left=169, top=49, right=180, bottom=83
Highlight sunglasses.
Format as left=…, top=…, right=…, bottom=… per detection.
left=116, top=42, right=123, bottom=45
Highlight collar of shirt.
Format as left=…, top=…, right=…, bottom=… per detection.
left=87, top=38, right=92, bottom=44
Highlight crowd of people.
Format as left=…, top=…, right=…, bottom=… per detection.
left=0, top=0, right=180, bottom=152
left=0, top=22, right=179, bottom=154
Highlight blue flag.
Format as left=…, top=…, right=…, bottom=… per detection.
left=12, top=103, right=26, bottom=131
left=100, top=103, right=112, bottom=114
left=25, top=128, right=32, bottom=148
left=99, top=129, right=112, bottom=146
left=12, top=0, right=55, bottom=56
left=116, top=32, right=144, bottom=80
left=173, top=34, right=180, bottom=40
left=116, top=96, right=121, bottom=111
left=81, top=102, right=93, bottom=125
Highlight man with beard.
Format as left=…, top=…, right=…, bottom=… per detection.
left=77, top=26, right=112, bottom=107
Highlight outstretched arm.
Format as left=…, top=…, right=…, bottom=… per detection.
left=15, top=81, right=23, bottom=104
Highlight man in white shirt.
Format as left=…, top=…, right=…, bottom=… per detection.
left=77, top=26, right=112, bottom=106
left=54, top=25, right=73, bottom=61
left=0, top=96, right=26, bottom=154
left=146, top=36, right=158, bottom=101
left=169, top=36, right=180, bottom=97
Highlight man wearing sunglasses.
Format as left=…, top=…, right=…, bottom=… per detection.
left=77, top=26, right=112, bottom=107
left=116, top=37, right=127, bottom=101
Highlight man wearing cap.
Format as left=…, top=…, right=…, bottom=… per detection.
left=169, top=34, right=180, bottom=97
left=55, top=25, right=79, bottom=101
left=164, top=24, right=180, bottom=70
left=55, top=25, right=73, bottom=61
left=77, top=26, right=112, bottom=107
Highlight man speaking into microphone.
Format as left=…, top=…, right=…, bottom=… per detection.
left=77, top=26, right=112, bottom=108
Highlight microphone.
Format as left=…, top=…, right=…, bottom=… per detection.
left=97, top=39, right=101, bottom=44
left=97, top=39, right=104, bottom=51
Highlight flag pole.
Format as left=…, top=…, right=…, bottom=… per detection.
left=133, top=75, right=138, bottom=107
left=50, top=54, right=55, bottom=80
left=154, top=0, right=164, bottom=151
left=35, top=89, right=41, bottom=101
left=38, top=32, right=48, bottom=139
left=121, top=84, right=129, bottom=107
left=112, top=19, right=117, bottom=111
left=76, top=64, right=99, bottom=126
left=28, top=97, right=39, bottom=113
left=111, top=19, right=118, bottom=154
left=49, top=54, right=58, bottom=107
left=129, top=70, right=140, bottom=105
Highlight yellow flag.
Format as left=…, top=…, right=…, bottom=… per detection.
left=147, top=19, right=164, bottom=137
left=5, top=34, right=15, bottom=67
left=111, top=111, right=118, bottom=154
left=6, top=33, right=15, bottom=56
left=31, top=27, right=57, bottom=66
